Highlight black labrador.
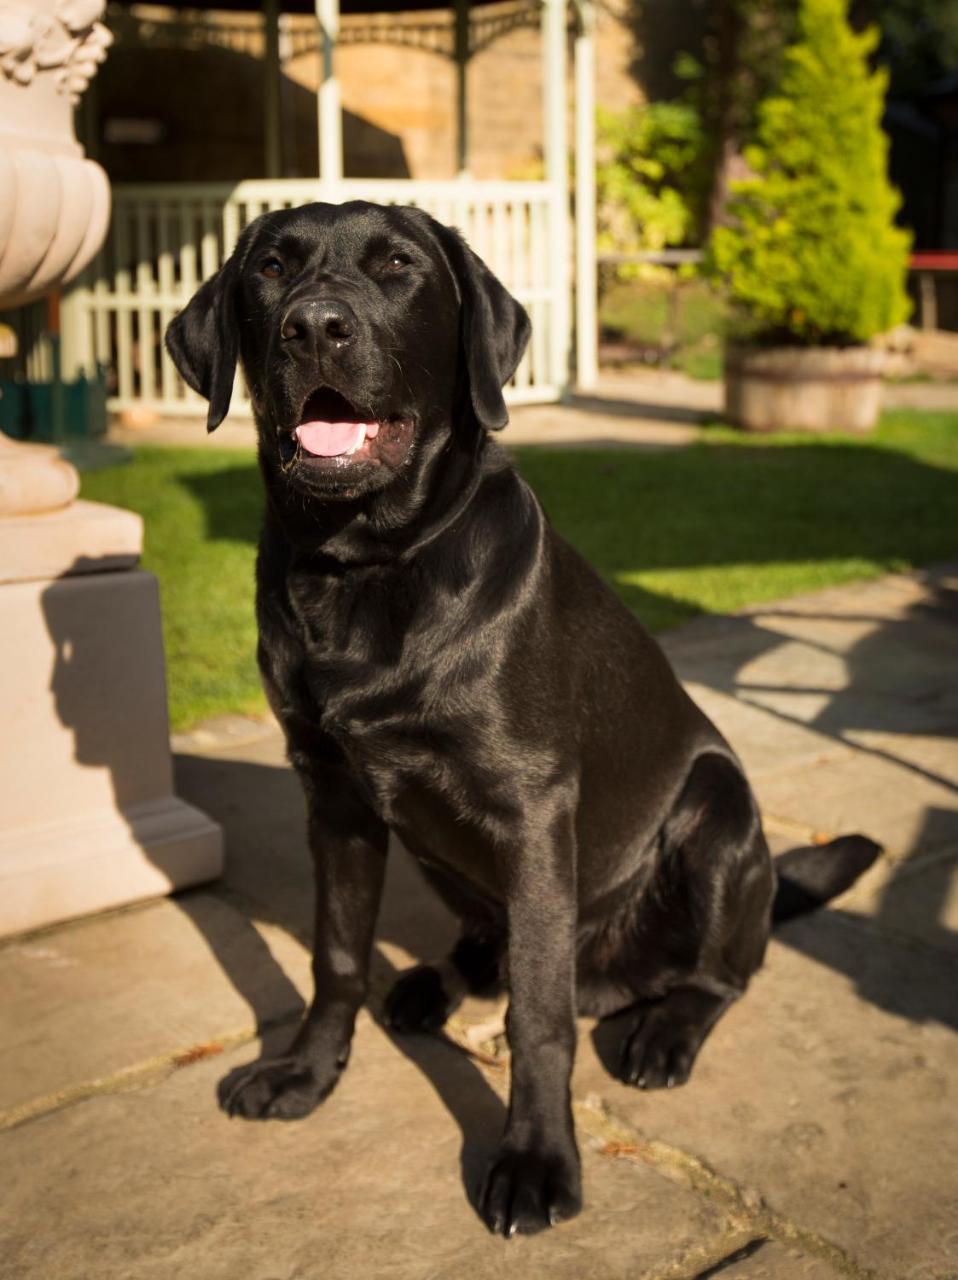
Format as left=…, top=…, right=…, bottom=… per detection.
left=166, top=200, right=879, bottom=1237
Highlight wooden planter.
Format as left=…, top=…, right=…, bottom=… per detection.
left=724, top=344, right=886, bottom=433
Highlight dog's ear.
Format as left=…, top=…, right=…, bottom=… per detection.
left=435, top=224, right=531, bottom=431
left=165, top=221, right=258, bottom=432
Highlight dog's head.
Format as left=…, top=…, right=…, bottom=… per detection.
left=165, top=201, right=529, bottom=503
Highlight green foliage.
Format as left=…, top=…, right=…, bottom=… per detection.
left=599, top=276, right=726, bottom=376
left=707, top=0, right=911, bottom=344
left=596, top=98, right=708, bottom=270
left=600, top=278, right=725, bottom=347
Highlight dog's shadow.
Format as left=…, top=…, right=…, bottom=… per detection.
left=174, top=751, right=506, bottom=1216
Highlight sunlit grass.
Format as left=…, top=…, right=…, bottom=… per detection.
left=80, top=410, right=958, bottom=729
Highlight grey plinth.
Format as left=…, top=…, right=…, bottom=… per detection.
left=0, top=497, right=223, bottom=938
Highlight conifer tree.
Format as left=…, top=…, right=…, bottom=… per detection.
left=709, top=0, right=911, bottom=344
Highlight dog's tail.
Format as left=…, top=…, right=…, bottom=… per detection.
left=772, top=834, right=882, bottom=925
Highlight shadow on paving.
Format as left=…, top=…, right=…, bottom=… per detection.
left=562, top=390, right=709, bottom=424
left=171, top=450, right=957, bottom=1141
left=35, top=556, right=505, bottom=1222
left=172, top=750, right=507, bottom=1219
left=666, top=567, right=958, bottom=1030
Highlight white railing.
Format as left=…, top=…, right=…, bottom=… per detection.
left=62, top=178, right=566, bottom=419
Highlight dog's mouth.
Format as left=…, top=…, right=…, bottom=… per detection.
left=279, top=386, right=414, bottom=475
left=294, top=386, right=380, bottom=458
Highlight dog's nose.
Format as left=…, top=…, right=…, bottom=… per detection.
left=281, top=299, right=357, bottom=346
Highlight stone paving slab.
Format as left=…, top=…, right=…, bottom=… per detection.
left=662, top=566, right=958, bottom=864
left=2, top=563, right=955, bottom=1278
left=663, top=567, right=958, bottom=691
left=753, top=750, right=958, bottom=859
left=707, top=1243, right=840, bottom=1279
left=3, top=838, right=953, bottom=1277
left=836, top=845, right=958, bottom=955
left=0, top=894, right=310, bottom=1123
left=0, top=1015, right=736, bottom=1280
left=573, top=922, right=958, bottom=1280
left=680, top=681, right=852, bottom=784
left=172, top=743, right=462, bottom=983
left=842, top=726, right=958, bottom=790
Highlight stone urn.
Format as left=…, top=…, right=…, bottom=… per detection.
left=0, top=0, right=113, bottom=511
left=0, top=0, right=222, bottom=938
left=724, top=343, right=887, bottom=434
left=0, top=0, right=112, bottom=308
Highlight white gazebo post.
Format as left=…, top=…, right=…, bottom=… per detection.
left=542, top=0, right=571, bottom=394
left=573, top=0, right=597, bottom=388
left=317, top=0, right=343, bottom=186
left=264, top=0, right=283, bottom=178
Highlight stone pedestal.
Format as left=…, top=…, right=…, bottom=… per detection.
left=0, top=2, right=221, bottom=938
left=0, top=495, right=223, bottom=939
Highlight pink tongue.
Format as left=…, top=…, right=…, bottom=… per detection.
left=296, top=421, right=372, bottom=457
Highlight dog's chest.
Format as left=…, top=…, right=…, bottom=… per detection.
left=281, top=568, right=495, bottom=813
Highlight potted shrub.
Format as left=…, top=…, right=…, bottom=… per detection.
left=707, top=0, right=911, bottom=432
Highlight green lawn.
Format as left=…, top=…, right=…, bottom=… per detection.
left=600, top=277, right=726, bottom=379
left=80, top=410, right=958, bottom=730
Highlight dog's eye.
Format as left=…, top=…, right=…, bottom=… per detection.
left=382, top=253, right=410, bottom=274
left=260, top=257, right=284, bottom=279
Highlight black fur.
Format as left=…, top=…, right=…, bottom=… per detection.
left=166, top=201, right=881, bottom=1237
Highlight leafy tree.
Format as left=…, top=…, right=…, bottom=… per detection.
left=596, top=95, right=708, bottom=270
left=708, top=0, right=911, bottom=344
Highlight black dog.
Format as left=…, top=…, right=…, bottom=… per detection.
left=166, top=201, right=879, bottom=1237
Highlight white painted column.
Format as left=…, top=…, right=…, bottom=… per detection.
left=573, top=0, right=597, bottom=388
left=316, top=0, right=343, bottom=186
left=264, top=0, right=282, bottom=179
left=542, top=0, right=571, bottom=394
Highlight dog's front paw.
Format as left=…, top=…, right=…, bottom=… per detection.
left=217, top=1055, right=339, bottom=1120
left=480, top=1144, right=582, bottom=1236
left=384, top=965, right=451, bottom=1032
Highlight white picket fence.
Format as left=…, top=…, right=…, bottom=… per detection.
left=61, top=178, right=567, bottom=418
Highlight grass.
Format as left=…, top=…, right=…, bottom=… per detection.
left=599, top=276, right=726, bottom=379
left=79, top=410, right=958, bottom=730
left=81, top=448, right=264, bottom=730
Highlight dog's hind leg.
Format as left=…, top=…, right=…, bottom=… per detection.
left=602, top=752, right=775, bottom=1090
left=384, top=863, right=504, bottom=1032
left=385, top=929, right=503, bottom=1030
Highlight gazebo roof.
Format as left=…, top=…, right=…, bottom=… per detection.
left=112, top=0, right=520, bottom=12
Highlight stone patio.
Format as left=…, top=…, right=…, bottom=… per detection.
left=1, top=565, right=956, bottom=1280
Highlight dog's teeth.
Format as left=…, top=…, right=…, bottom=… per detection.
left=343, top=428, right=366, bottom=456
